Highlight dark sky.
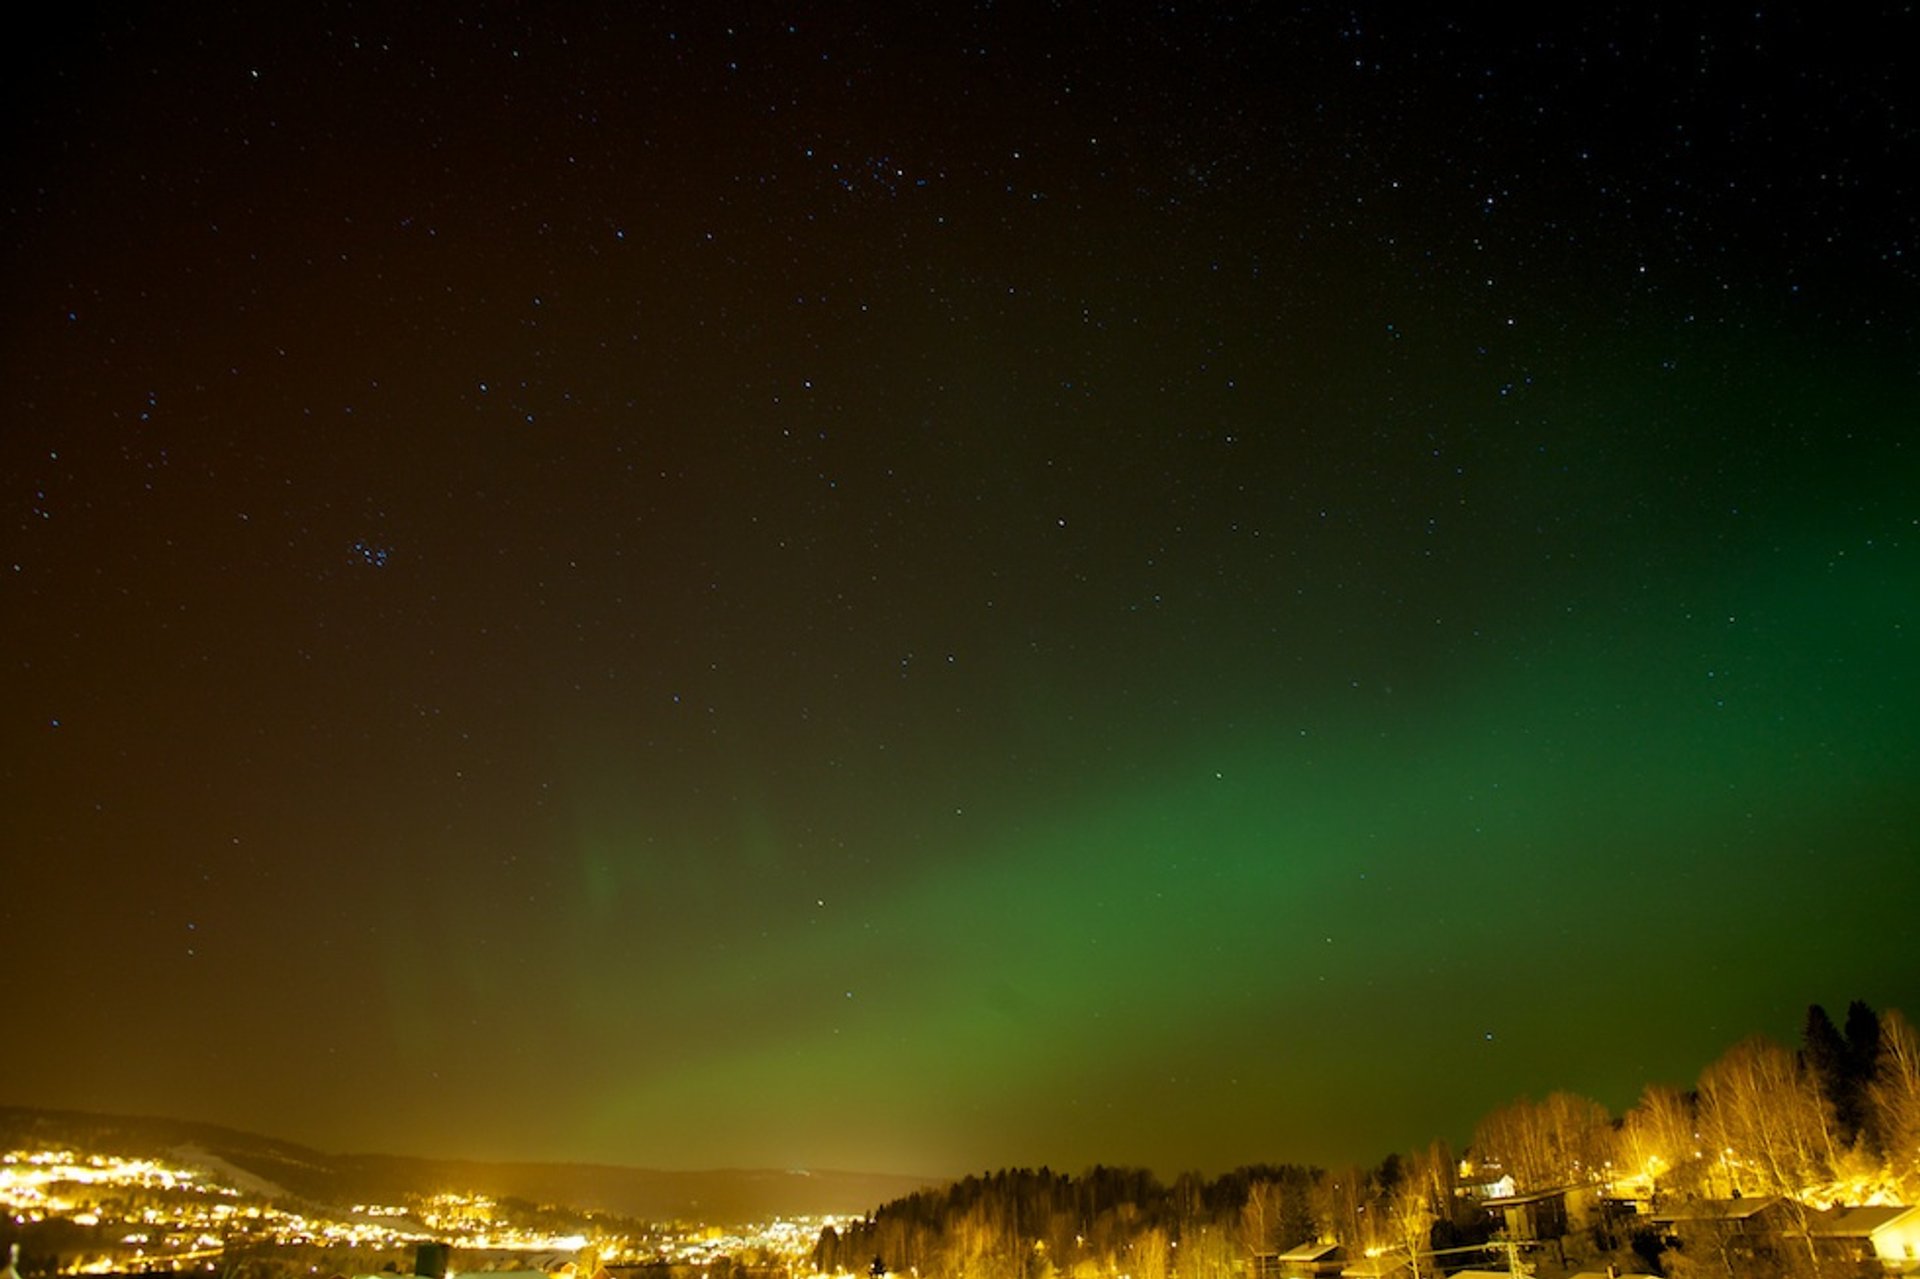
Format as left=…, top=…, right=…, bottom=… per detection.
left=4, top=4, right=1916, bottom=1179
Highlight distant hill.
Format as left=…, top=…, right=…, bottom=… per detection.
left=0, top=1105, right=939, bottom=1223
left=319, top=1154, right=938, bottom=1223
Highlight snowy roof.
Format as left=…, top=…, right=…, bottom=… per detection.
left=1808, top=1204, right=1920, bottom=1236
left=1483, top=1187, right=1570, bottom=1207
left=1337, top=1257, right=1410, bottom=1278
left=1650, top=1195, right=1786, bottom=1222
left=1276, top=1241, right=1343, bottom=1262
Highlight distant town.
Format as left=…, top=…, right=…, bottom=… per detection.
left=0, top=1144, right=847, bottom=1279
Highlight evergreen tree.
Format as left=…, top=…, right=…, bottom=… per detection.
left=1842, top=1000, right=1886, bottom=1146
left=1800, top=1004, right=1855, bottom=1147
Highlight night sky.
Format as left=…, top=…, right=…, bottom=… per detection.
left=4, top=5, right=1917, bottom=1180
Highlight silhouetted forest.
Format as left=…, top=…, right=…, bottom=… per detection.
left=814, top=1000, right=1920, bottom=1279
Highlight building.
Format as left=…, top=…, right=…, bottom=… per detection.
left=1650, top=1196, right=1792, bottom=1232
left=1272, top=1241, right=1344, bottom=1278
left=1650, top=1197, right=1798, bottom=1272
left=1481, top=1188, right=1570, bottom=1242
left=1808, top=1204, right=1920, bottom=1274
left=1456, top=1168, right=1518, bottom=1202
left=1336, top=1254, right=1410, bottom=1278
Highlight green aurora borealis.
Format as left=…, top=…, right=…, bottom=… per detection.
left=3, top=6, right=1917, bottom=1176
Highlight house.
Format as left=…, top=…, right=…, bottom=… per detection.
left=1650, top=1197, right=1798, bottom=1271
left=1650, top=1196, right=1793, bottom=1232
left=1337, top=1254, right=1411, bottom=1278
left=1457, top=1167, right=1518, bottom=1202
left=1273, top=1240, right=1345, bottom=1278
left=1482, top=1188, right=1570, bottom=1241
left=1809, top=1204, right=1920, bottom=1273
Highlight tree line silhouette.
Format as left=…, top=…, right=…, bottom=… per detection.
left=811, top=1000, right=1920, bottom=1279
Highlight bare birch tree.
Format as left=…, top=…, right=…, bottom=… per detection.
left=1870, top=1008, right=1920, bottom=1199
